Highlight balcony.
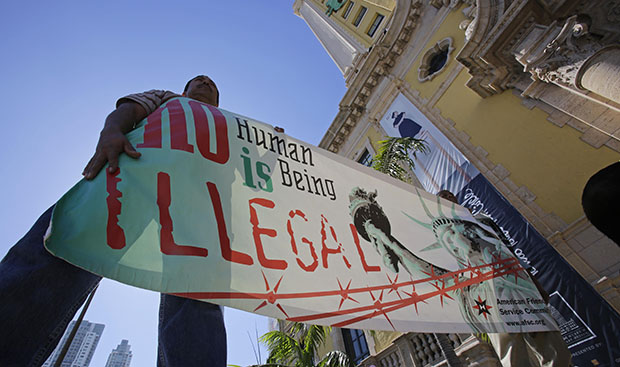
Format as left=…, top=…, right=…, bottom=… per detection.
left=358, top=333, right=500, bottom=367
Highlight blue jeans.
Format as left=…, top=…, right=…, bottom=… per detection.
left=0, top=207, right=226, bottom=366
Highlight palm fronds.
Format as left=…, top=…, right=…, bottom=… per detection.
left=371, top=137, right=429, bottom=182
left=317, top=351, right=354, bottom=367
left=259, top=322, right=352, bottom=367
left=260, top=330, right=302, bottom=366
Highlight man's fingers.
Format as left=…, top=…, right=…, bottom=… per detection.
left=83, top=137, right=140, bottom=179
left=82, top=157, right=95, bottom=176
left=83, top=153, right=106, bottom=180
left=124, top=141, right=141, bottom=159
left=106, top=151, right=119, bottom=174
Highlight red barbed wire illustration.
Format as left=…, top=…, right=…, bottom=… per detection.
left=172, top=256, right=526, bottom=329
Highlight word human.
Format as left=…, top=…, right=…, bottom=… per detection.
left=106, top=99, right=373, bottom=272
left=236, top=117, right=314, bottom=166
left=236, top=117, right=337, bottom=201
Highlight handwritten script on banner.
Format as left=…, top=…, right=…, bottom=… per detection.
left=45, top=97, right=557, bottom=334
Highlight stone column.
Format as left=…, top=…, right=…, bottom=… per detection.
left=576, top=46, right=620, bottom=104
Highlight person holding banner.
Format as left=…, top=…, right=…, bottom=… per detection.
left=0, top=75, right=227, bottom=367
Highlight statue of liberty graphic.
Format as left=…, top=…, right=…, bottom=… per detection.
left=349, top=187, right=554, bottom=333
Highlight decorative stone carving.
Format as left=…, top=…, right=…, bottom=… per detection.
left=431, top=0, right=468, bottom=10
left=514, top=16, right=602, bottom=88
left=430, top=0, right=450, bottom=9
left=460, top=18, right=477, bottom=41
left=604, top=0, right=620, bottom=23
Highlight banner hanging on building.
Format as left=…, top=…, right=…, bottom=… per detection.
left=379, top=93, right=620, bottom=365
left=45, top=97, right=556, bottom=334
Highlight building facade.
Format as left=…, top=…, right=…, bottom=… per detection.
left=104, top=339, right=133, bottom=367
left=294, top=0, right=620, bottom=365
left=42, top=320, right=105, bottom=367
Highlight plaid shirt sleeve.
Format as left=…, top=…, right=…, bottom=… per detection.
left=116, top=89, right=180, bottom=115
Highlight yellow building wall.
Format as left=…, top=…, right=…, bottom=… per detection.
left=350, top=125, right=385, bottom=158
left=313, top=0, right=395, bottom=48
left=403, top=8, right=620, bottom=224
left=316, top=331, right=336, bottom=361
left=435, top=72, right=619, bottom=224
left=372, top=331, right=402, bottom=353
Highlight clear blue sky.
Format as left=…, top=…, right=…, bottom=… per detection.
left=0, top=1, right=346, bottom=365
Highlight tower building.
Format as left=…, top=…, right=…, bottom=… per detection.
left=42, top=320, right=104, bottom=367
left=104, top=339, right=133, bottom=367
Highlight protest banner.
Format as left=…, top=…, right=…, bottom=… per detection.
left=45, top=97, right=557, bottom=334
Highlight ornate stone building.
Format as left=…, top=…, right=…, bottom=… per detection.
left=294, top=0, right=620, bottom=365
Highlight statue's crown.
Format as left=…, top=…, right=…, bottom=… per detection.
left=431, top=217, right=474, bottom=237
left=348, top=187, right=380, bottom=216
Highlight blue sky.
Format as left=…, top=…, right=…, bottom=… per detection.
left=0, top=1, right=346, bottom=365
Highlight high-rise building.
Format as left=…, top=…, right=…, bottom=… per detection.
left=42, top=320, right=105, bottom=367
left=104, top=339, right=133, bottom=367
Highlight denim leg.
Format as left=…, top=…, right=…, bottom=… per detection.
left=158, top=294, right=227, bottom=367
left=0, top=206, right=102, bottom=367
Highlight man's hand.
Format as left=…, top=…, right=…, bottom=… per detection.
left=82, top=101, right=147, bottom=180
left=82, top=127, right=141, bottom=179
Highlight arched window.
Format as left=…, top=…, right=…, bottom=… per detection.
left=418, top=38, right=454, bottom=82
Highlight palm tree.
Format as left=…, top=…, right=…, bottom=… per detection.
left=255, top=322, right=353, bottom=367
left=371, top=136, right=429, bottom=182
left=371, top=137, right=462, bottom=367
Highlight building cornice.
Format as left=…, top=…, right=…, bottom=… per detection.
left=293, top=0, right=304, bottom=17
left=453, top=0, right=616, bottom=98
left=319, top=0, right=423, bottom=152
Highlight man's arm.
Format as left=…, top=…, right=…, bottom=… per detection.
left=82, top=101, right=148, bottom=180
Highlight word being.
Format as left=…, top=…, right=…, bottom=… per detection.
left=278, top=159, right=336, bottom=201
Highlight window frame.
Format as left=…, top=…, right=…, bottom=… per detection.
left=342, top=1, right=355, bottom=19
left=353, top=6, right=367, bottom=27
left=342, top=328, right=370, bottom=364
left=418, top=37, right=455, bottom=82
left=357, top=148, right=373, bottom=167
left=366, top=13, right=385, bottom=37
